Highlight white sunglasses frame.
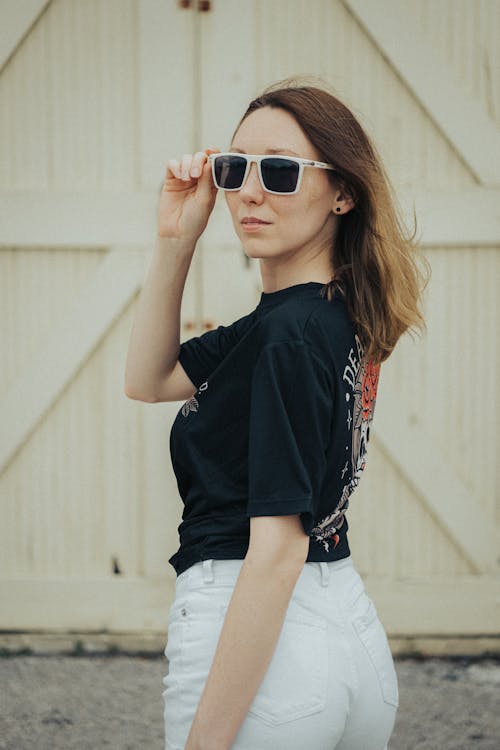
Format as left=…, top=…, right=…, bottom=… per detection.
left=207, top=152, right=336, bottom=195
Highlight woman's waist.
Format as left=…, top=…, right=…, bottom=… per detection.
left=176, top=553, right=366, bottom=621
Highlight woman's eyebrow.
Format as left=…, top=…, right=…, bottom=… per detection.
left=229, top=147, right=300, bottom=156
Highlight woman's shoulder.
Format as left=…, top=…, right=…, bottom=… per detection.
left=305, top=289, right=355, bottom=337
left=302, top=293, right=360, bottom=373
left=250, top=290, right=355, bottom=368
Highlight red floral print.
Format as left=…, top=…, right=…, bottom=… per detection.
left=361, top=360, right=380, bottom=420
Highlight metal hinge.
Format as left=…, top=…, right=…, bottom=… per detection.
left=178, top=0, right=212, bottom=10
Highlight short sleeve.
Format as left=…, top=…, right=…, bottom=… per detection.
left=246, top=340, right=334, bottom=536
left=178, top=321, right=240, bottom=389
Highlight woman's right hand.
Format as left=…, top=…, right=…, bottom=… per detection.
left=158, top=147, right=220, bottom=242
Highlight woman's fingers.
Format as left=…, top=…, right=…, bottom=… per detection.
left=166, top=158, right=181, bottom=180
left=166, top=148, right=219, bottom=182
left=180, top=154, right=192, bottom=180
left=190, top=151, right=206, bottom=178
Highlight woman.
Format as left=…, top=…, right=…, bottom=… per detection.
left=125, top=77, right=429, bottom=750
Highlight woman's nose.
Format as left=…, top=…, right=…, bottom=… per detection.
left=240, top=162, right=263, bottom=196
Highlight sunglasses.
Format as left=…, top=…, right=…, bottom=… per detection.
left=207, top=152, right=336, bottom=195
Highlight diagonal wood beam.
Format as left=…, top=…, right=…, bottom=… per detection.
left=0, top=247, right=146, bottom=473
left=0, top=0, right=51, bottom=72
left=373, top=388, right=500, bottom=574
left=342, top=0, right=500, bottom=186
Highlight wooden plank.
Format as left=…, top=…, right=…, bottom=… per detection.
left=1, top=189, right=500, bottom=246
left=141, top=401, right=185, bottom=577
left=399, top=187, right=500, bottom=247
left=0, top=577, right=174, bottom=631
left=364, top=574, right=500, bottom=636
left=373, top=389, right=500, bottom=574
left=198, top=0, right=256, bottom=149
left=0, top=247, right=146, bottom=473
left=0, top=574, right=498, bottom=635
left=138, top=0, right=195, bottom=188
left=0, top=0, right=50, bottom=72
left=0, top=191, right=158, bottom=245
left=343, top=0, right=500, bottom=185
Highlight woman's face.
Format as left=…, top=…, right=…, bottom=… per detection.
left=224, top=106, right=342, bottom=267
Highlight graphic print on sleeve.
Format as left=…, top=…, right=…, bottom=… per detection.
left=181, top=381, right=208, bottom=417
left=310, top=333, right=380, bottom=553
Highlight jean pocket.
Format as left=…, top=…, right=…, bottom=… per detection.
left=351, top=598, right=399, bottom=708
left=219, top=601, right=328, bottom=726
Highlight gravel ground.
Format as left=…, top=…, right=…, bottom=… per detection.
left=0, top=655, right=499, bottom=749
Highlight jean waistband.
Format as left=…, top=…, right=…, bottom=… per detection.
left=178, top=555, right=359, bottom=595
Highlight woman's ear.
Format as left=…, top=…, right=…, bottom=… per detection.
left=332, top=191, right=356, bottom=214
left=331, top=178, right=357, bottom=214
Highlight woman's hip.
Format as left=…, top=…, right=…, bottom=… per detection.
left=163, top=556, right=398, bottom=750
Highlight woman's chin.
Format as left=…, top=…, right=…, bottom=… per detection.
left=241, top=246, right=274, bottom=260
left=239, top=235, right=277, bottom=252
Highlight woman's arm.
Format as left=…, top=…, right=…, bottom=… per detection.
left=185, top=514, right=310, bottom=750
left=124, top=235, right=196, bottom=400
left=125, top=147, right=219, bottom=401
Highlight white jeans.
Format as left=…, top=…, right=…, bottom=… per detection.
left=162, top=556, right=398, bottom=750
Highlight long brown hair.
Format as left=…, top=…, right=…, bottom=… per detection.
left=231, top=76, right=430, bottom=365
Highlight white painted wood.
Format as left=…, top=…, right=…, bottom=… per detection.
left=373, top=389, right=500, bottom=574
left=198, top=0, right=256, bottom=151
left=0, top=0, right=499, bottom=639
left=0, top=191, right=159, bottom=245
left=399, top=187, right=500, bottom=246
left=408, top=0, right=500, bottom=131
left=250, top=0, right=477, bottom=189
left=0, top=578, right=174, bottom=632
left=0, top=574, right=498, bottom=635
left=363, top=574, right=500, bottom=635
left=0, top=0, right=49, bottom=71
left=141, top=400, right=185, bottom=577
left=2, top=187, right=499, bottom=246
left=138, top=0, right=196, bottom=188
left=342, top=0, right=500, bottom=186
left=0, top=247, right=147, bottom=473
left=1, top=0, right=139, bottom=190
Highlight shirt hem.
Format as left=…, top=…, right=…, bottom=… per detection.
left=169, top=538, right=351, bottom=578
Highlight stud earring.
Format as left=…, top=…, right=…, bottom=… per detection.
left=336, top=207, right=341, bottom=212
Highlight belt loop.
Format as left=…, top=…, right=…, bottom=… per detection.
left=319, top=562, right=329, bottom=586
left=202, top=558, right=214, bottom=583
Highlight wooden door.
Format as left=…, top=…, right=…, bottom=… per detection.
left=0, top=0, right=202, bottom=632
left=1, top=0, right=499, bottom=640
left=195, top=0, right=500, bottom=638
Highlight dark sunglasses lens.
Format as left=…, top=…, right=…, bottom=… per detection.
left=213, top=155, right=247, bottom=189
left=261, top=157, right=299, bottom=193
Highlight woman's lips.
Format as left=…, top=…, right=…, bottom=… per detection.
left=242, top=223, right=270, bottom=231
left=241, top=220, right=271, bottom=231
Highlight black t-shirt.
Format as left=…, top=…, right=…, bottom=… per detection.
left=168, top=281, right=380, bottom=577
